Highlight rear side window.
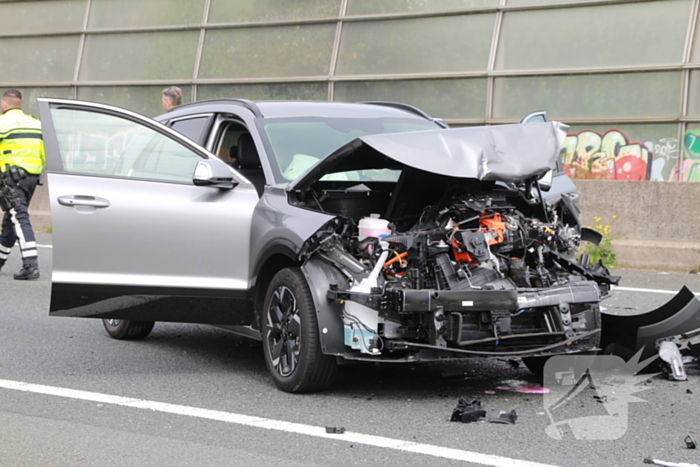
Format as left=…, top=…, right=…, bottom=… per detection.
left=170, top=116, right=210, bottom=144
left=50, top=107, right=204, bottom=183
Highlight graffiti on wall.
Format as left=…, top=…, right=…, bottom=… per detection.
left=651, top=138, right=680, bottom=181
left=561, top=130, right=653, bottom=181
left=681, top=130, right=700, bottom=182
left=561, top=130, right=685, bottom=181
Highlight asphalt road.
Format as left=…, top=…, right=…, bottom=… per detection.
left=1, top=234, right=699, bottom=467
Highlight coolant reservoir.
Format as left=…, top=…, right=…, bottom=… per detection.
left=358, top=214, right=391, bottom=239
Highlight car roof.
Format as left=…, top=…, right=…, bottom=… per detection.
left=160, top=99, right=435, bottom=121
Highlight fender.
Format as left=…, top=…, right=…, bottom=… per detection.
left=301, top=257, right=348, bottom=355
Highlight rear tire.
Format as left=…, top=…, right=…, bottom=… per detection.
left=262, top=267, right=338, bottom=393
left=102, top=319, right=155, bottom=340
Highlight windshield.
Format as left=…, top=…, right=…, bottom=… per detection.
left=259, top=117, right=440, bottom=183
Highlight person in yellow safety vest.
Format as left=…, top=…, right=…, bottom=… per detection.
left=0, top=89, right=45, bottom=280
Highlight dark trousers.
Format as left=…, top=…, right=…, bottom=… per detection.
left=0, top=174, right=39, bottom=268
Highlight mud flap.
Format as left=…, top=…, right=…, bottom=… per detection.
left=600, top=286, right=700, bottom=369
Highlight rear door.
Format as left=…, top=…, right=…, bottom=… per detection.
left=38, top=98, right=259, bottom=325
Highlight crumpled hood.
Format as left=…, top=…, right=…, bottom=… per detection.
left=289, top=121, right=568, bottom=191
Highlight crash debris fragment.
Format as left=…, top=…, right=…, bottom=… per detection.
left=658, top=340, right=689, bottom=381
left=684, top=435, right=697, bottom=449
left=325, top=426, right=346, bottom=434
left=450, top=399, right=516, bottom=424
left=601, top=287, right=700, bottom=377
left=451, top=399, right=487, bottom=423
left=488, top=410, right=518, bottom=424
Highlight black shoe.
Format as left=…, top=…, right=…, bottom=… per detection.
left=14, top=267, right=39, bottom=280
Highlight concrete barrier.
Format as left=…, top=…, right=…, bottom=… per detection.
left=576, top=180, right=700, bottom=272
left=26, top=180, right=700, bottom=272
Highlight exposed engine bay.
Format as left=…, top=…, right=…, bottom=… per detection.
left=298, top=173, right=619, bottom=361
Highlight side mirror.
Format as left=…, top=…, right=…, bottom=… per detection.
left=193, top=159, right=238, bottom=189
left=538, top=169, right=553, bottom=192
left=520, top=111, right=548, bottom=124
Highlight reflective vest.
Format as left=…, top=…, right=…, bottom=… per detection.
left=0, top=108, right=45, bottom=175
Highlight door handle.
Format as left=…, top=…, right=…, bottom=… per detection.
left=57, top=195, right=111, bottom=208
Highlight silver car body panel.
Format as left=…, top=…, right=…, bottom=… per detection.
left=39, top=98, right=260, bottom=324
left=49, top=172, right=258, bottom=290
left=290, top=122, right=568, bottom=191
left=250, top=185, right=334, bottom=272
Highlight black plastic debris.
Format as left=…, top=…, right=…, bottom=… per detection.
left=687, top=389, right=694, bottom=394
left=326, top=426, right=345, bottom=434
left=685, top=435, right=697, bottom=449
left=450, top=398, right=486, bottom=423
left=489, top=410, right=517, bottom=425
left=594, top=395, right=608, bottom=403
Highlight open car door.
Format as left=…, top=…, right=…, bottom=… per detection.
left=38, top=98, right=259, bottom=325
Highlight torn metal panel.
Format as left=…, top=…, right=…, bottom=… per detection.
left=290, top=122, right=568, bottom=191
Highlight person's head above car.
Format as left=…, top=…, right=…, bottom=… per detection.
left=2, top=89, right=22, bottom=113
left=162, top=86, right=182, bottom=111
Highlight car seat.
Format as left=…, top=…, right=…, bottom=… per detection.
left=236, top=133, right=266, bottom=196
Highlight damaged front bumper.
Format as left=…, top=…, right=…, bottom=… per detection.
left=328, top=281, right=602, bottom=360
left=601, top=286, right=700, bottom=377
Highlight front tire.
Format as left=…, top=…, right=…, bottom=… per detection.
left=102, top=319, right=155, bottom=340
left=262, top=267, right=338, bottom=393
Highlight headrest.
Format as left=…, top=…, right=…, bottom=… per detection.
left=237, top=133, right=261, bottom=170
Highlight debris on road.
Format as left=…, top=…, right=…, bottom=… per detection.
left=325, top=426, right=346, bottom=434
left=450, top=398, right=486, bottom=423
left=601, top=287, right=700, bottom=377
left=450, top=399, right=517, bottom=424
left=658, top=340, right=688, bottom=381
left=488, top=410, right=517, bottom=425
left=684, top=435, right=697, bottom=449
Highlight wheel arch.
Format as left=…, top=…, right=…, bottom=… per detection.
left=252, top=246, right=299, bottom=329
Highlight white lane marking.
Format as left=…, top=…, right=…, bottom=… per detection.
left=616, top=286, right=700, bottom=296
left=37, top=244, right=52, bottom=249
left=0, top=378, right=559, bottom=467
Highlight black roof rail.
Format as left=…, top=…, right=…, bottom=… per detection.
left=178, top=98, right=263, bottom=118
left=360, top=101, right=449, bottom=128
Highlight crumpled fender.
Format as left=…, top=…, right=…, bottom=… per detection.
left=600, top=286, right=700, bottom=364
left=301, top=257, right=348, bottom=356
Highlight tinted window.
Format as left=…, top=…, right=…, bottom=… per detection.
left=170, top=116, right=210, bottom=143
left=50, top=107, right=203, bottom=183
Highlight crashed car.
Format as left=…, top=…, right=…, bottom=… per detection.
left=39, top=98, right=617, bottom=393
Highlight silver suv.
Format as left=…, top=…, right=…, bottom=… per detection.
left=39, top=98, right=615, bottom=393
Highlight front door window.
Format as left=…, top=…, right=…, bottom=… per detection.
left=51, top=108, right=203, bottom=183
